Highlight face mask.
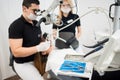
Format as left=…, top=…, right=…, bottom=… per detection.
left=61, top=7, right=71, bottom=14
left=27, top=13, right=37, bottom=20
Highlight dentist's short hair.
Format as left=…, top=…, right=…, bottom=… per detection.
left=22, top=0, right=40, bottom=8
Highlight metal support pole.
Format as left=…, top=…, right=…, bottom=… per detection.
left=113, top=0, right=120, bottom=32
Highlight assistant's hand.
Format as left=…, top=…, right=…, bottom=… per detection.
left=36, top=41, right=50, bottom=52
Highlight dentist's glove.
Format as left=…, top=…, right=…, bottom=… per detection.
left=36, top=41, right=50, bottom=52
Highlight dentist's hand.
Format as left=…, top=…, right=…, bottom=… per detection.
left=41, top=45, right=53, bottom=55
left=36, top=41, right=51, bottom=52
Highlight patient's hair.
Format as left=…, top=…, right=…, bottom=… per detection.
left=22, top=0, right=40, bottom=8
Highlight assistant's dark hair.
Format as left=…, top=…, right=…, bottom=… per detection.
left=22, top=0, right=40, bottom=8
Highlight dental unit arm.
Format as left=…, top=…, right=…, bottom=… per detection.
left=95, top=0, right=120, bottom=75
left=84, top=0, right=120, bottom=76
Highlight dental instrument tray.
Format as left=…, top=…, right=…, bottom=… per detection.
left=57, top=60, right=93, bottom=79
left=59, top=60, right=86, bottom=73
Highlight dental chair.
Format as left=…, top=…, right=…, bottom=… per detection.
left=92, top=30, right=120, bottom=80
left=9, top=48, right=22, bottom=80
